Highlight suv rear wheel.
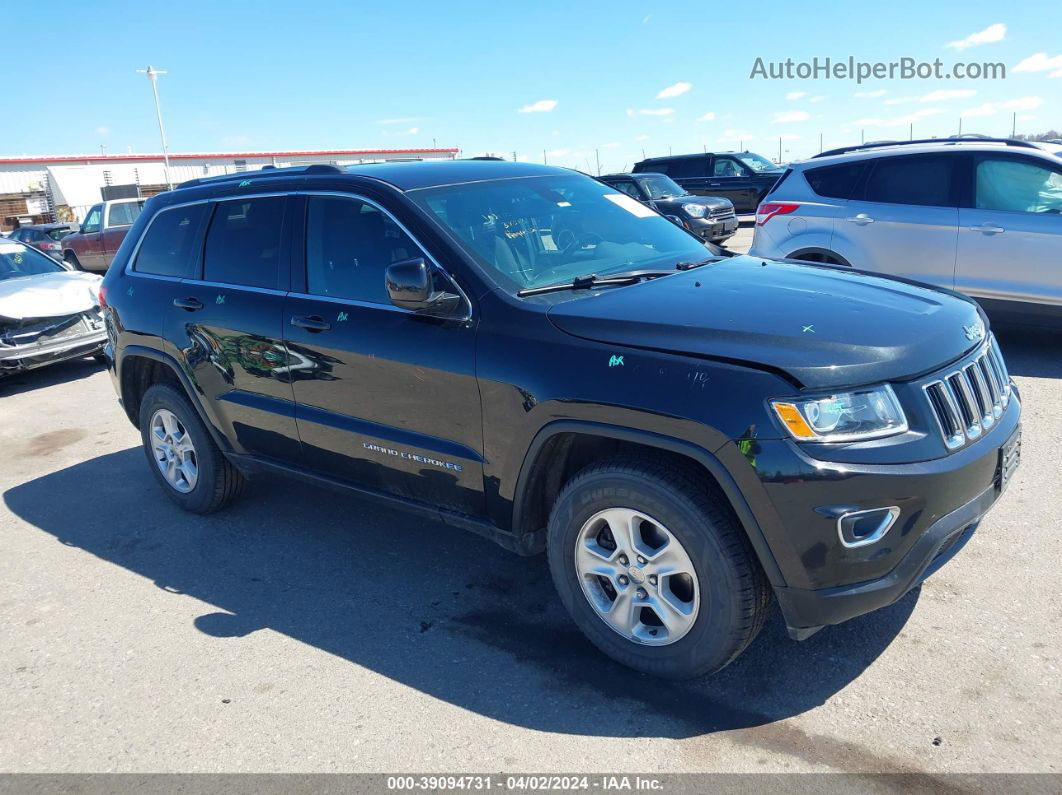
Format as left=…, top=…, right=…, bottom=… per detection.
left=138, top=384, right=245, bottom=513
left=546, top=457, right=771, bottom=678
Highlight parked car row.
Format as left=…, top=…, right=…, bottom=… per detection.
left=6, top=223, right=78, bottom=261
left=749, top=138, right=1062, bottom=327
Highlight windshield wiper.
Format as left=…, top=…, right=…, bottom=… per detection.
left=517, top=270, right=672, bottom=297
left=674, top=255, right=730, bottom=270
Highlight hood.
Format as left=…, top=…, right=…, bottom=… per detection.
left=654, top=195, right=732, bottom=211
left=546, top=255, right=983, bottom=389
left=0, top=271, right=102, bottom=320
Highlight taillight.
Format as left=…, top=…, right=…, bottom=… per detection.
left=97, top=285, right=108, bottom=309
left=40, top=241, right=59, bottom=250
left=756, top=202, right=800, bottom=226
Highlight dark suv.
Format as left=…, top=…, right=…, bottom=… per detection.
left=101, top=161, right=1021, bottom=679
left=597, top=172, right=737, bottom=243
left=633, top=151, right=784, bottom=212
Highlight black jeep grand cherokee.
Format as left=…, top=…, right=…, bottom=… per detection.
left=101, top=161, right=1021, bottom=679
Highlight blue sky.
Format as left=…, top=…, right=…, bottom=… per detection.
left=4, top=0, right=1059, bottom=172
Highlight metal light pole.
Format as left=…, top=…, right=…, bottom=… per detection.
left=136, top=66, right=173, bottom=190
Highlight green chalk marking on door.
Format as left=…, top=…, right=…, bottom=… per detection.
left=609, top=355, right=624, bottom=367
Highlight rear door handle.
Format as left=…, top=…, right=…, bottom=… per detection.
left=845, top=214, right=875, bottom=225
left=173, top=297, right=203, bottom=311
left=970, top=223, right=1005, bottom=235
left=290, top=314, right=331, bottom=332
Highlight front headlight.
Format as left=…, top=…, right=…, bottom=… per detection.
left=770, top=384, right=908, bottom=442
left=682, top=203, right=707, bottom=218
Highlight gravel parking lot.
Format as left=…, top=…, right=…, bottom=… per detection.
left=0, top=325, right=1059, bottom=776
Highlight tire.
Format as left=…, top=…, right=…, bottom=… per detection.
left=63, top=252, right=82, bottom=271
left=138, top=383, right=245, bottom=514
left=546, top=456, right=771, bottom=679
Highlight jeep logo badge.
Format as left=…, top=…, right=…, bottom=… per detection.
left=963, top=320, right=984, bottom=341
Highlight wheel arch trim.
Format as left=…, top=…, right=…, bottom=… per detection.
left=512, top=420, right=785, bottom=586
left=118, top=344, right=233, bottom=454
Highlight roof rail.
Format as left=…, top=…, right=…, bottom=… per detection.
left=177, top=163, right=344, bottom=189
left=813, top=138, right=1038, bottom=159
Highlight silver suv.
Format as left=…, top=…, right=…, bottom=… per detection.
left=749, top=139, right=1062, bottom=326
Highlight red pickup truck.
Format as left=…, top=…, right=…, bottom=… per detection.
left=62, top=198, right=145, bottom=272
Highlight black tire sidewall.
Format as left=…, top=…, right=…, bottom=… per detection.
left=138, top=384, right=222, bottom=513
left=547, top=467, right=751, bottom=679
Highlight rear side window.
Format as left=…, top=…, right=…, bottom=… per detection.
left=861, top=155, right=956, bottom=207
left=108, top=201, right=145, bottom=227
left=134, top=204, right=207, bottom=278
left=803, top=162, right=864, bottom=199
left=665, top=158, right=706, bottom=179
left=203, top=197, right=286, bottom=289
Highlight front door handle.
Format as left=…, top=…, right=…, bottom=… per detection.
left=173, top=297, right=203, bottom=311
left=290, top=314, right=331, bottom=332
left=970, top=223, right=1005, bottom=235
left=845, top=213, right=875, bottom=225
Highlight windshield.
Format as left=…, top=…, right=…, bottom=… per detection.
left=412, top=174, right=714, bottom=291
left=736, top=152, right=782, bottom=173
left=640, top=176, right=687, bottom=199
left=0, top=242, right=66, bottom=281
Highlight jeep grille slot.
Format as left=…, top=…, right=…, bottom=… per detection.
left=923, top=339, right=1010, bottom=450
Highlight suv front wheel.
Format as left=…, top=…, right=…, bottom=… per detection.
left=546, top=457, right=771, bottom=678
left=138, top=384, right=245, bottom=513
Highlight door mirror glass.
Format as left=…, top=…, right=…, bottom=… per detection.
left=385, top=258, right=461, bottom=315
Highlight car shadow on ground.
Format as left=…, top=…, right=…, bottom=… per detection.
left=4, top=447, right=920, bottom=739
left=993, top=327, right=1062, bottom=380
left=0, top=357, right=105, bottom=396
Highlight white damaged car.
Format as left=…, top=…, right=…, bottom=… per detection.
left=0, top=240, right=106, bottom=377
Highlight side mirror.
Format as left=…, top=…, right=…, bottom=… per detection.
left=385, top=258, right=461, bottom=315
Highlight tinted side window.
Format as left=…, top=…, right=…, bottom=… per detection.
left=803, top=162, right=864, bottom=199
left=305, top=196, right=424, bottom=304
left=203, top=197, right=286, bottom=289
left=666, top=158, right=706, bottom=179
left=134, top=204, right=207, bottom=278
left=108, top=201, right=144, bottom=227
left=862, top=155, right=956, bottom=207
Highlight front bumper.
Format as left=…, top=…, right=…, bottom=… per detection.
left=687, top=215, right=738, bottom=242
left=0, top=329, right=106, bottom=375
left=718, top=388, right=1021, bottom=636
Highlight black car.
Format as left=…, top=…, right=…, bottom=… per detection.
left=101, top=160, right=1021, bottom=679
left=7, top=223, right=78, bottom=262
left=633, top=151, right=785, bottom=213
left=598, top=172, right=737, bottom=243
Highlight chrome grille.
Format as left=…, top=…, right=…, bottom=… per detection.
left=708, top=208, right=736, bottom=220
left=923, top=337, right=1011, bottom=450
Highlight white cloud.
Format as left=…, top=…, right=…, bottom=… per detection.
left=778, top=134, right=801, bottom=141
left=519, top=99, right=558, bottom=113
left=545, top=148, right=570, bottom=158
left=696, top=112, right=716, bottom=122
left=960, top=96, right=1042, bottom=118
left=785, top=91, right=807, bottom=101
left=221, top=134, right=249, bottom=147
left=657, top=82, right=692, bottom=99
left=773, top=110, right=811, bottom=123
left=377, top=116, right=423, bottom=125
left=1013, top=52, right=1062, bottom=74
left=855, top=89, right=887, bottom=98
left=886, top=89, right=977, bottom=105
left=407, top=127, right=419, bottom=134
left=810, top=95, right=827, bottom=103
left=851, top=107, right=945, bottom=128
left=634, top=134, right=650, bottom=141
left=716, top=129, right=754, bottom=144
left=627, top=107, right=675, bottom=117
left=600, top=141, right=621, bottom=149
left=945, top=23, right=1006, bottom=50
left=95, top=125, right=110, bottom=137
